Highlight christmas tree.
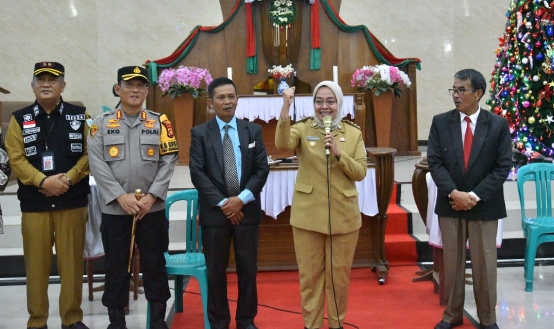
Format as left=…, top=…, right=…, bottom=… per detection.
left=488, top=0, right=554, bottom=159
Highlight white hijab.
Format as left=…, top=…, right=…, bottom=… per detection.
left=312, top=80, right=343, bottom=130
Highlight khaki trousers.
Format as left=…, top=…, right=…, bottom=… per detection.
left=22, top=207, right=87, bottom=328
left=293, top=227, right=359, bottom=329
left=439, top=216, right=498, bottom=326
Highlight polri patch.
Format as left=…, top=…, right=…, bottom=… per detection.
left=90, top=124, right=98, bottom=138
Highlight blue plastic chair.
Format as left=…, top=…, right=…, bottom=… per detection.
left=146, top=189, right=210, bottom=329
left=517, top=163, right=554, bottom=291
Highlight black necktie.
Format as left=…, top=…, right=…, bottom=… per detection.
left=223, top=125, right=240, bottom=196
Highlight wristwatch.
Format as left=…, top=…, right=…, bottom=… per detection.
left=65, top=176, right=73, bottom=186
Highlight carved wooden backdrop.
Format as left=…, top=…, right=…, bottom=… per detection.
left=146, top=0, right=419, bottom=155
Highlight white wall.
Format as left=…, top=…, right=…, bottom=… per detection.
left=0, top=0, right=507, bottom=140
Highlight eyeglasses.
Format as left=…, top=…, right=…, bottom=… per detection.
left=448, top=88, right=475, bottom=96
left=122, top=81, right=149, bottom=91
left=314, top=99, right=337, bottom=106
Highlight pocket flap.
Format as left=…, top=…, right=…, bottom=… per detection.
left=294, top=182, right=313, bottom=194
left=104, top=135, right=125, bottom=145
left=342, top=188, right=358, bottom=197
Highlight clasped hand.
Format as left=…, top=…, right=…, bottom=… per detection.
left=449, top=189, right=477, bottom=211
left=222, top=196, right=244, bottom=225
left=117, top=192, right=156, bottom=220
left=39, top=173, right=69, bottom=196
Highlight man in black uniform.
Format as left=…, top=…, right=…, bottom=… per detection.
left=5, top=61, right=90, bottom=329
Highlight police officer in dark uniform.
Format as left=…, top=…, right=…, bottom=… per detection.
left=5, top=61, right=90, bottom=329
left=87, top=66, right=178, bottom=329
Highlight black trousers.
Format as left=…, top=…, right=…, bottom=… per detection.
left=100, top=210, right=170, bottom=308
left=202, top=220, right=259, bottom=329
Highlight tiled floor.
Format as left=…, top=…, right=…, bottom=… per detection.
left=1, top=265, right=553, bottom=329
left=1, top=152, right=553, bottom=328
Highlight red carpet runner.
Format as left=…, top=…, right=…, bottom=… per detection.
left=170, top=266, right=473, bottom=329
left=170, top=183, right=446, bottom=328
left=384, top=183, right=419, bottom=264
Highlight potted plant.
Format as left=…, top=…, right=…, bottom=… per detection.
left=351, top=64, right=411, bottom=97
left=158, top=65, right=213, bottom=98
left=351, top=64, right=411, bottom=147
left=157, top=66, right=213, bottom=164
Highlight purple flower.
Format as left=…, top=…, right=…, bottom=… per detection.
left=158, top=66, right=213, bottom=98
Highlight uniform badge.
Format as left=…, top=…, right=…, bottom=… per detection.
left=339, top=137, right=346, bottom=142
left=147, top=147, right=155, bottom=157
left=141, top=110, right=147, bottom=121
left=86, top=118, right=94, bottom=127
left=309, top=141, right=316, bottom=147
left=159, top=114, right=179, bottom=155
left=23, top=119, right=36, bottom=129
left=108, top=119, right=120, bottom=123
left=116, top=109, right=123, bottom=120
left=106, top=122, right=122, bottom=128
left=144, top=119, right=156, bottom=128
left=90, top=124, right=98, bottom=138
left=162, top=119, right=175, bottom=138
left=70, top=120, right=81, bottom=130
left=109, top=146, right=119, bottom=157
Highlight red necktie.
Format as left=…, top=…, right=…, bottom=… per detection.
left=464, top=116, right=473, bottom=172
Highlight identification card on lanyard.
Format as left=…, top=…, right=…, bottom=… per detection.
left=41, top=151, right=55, bottom=172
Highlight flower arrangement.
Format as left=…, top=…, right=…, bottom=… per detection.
left=268, top=64, right=295, bottom=80
left=158, top=66, right=213, bottom=99
left=351, top=64, right=411, bottom=97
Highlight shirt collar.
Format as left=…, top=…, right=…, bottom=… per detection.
left=460, top=106, right=481, bottom=123
left=216, top=116, right=237, bottom=131
left=35, top=97, right=63, bottom=115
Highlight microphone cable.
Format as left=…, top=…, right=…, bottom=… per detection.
left=326, top=148, right=342, bottom=329
left=292, top=72, right=297, bottom=157
left=180, top=290, right=360, bottom=328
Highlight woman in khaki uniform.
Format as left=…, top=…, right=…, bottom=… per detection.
left=275, top=81, right=367, bottom=329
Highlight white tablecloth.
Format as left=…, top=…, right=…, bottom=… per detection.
left=84, top=176, right=104, bottom=259
left=236, top=95, right=355, bottom=122
left=426, top=172, right=504, bottom=248
left=260, top=168, right=378, bottom=219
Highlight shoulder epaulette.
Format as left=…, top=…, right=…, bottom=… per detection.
left=147, top=109, right=161, bottom=116
left=295, top=116, right=313, bottom=123
left=341, top=119, right=361, bottom=130
left=99, top=111, right=114, bottom=117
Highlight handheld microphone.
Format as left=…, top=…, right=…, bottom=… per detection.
left=324, top=115, right=332, bottom=156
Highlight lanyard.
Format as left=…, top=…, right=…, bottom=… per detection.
left=41, top=114, right=58, bottom=151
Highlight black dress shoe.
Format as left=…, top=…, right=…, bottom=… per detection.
left=28, top=326, right=47, bottom=329
left=434, top=320, right=463, bottom=329
left=481, top=324, right=499, bottom=329
left=61, top=322, right=89, bottom=329
left=236, top=325, right=258, bottom=329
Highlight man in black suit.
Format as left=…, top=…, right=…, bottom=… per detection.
left=428, top=69, right=511, bottom=329
left=189, top=77, right=269, bottom=329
